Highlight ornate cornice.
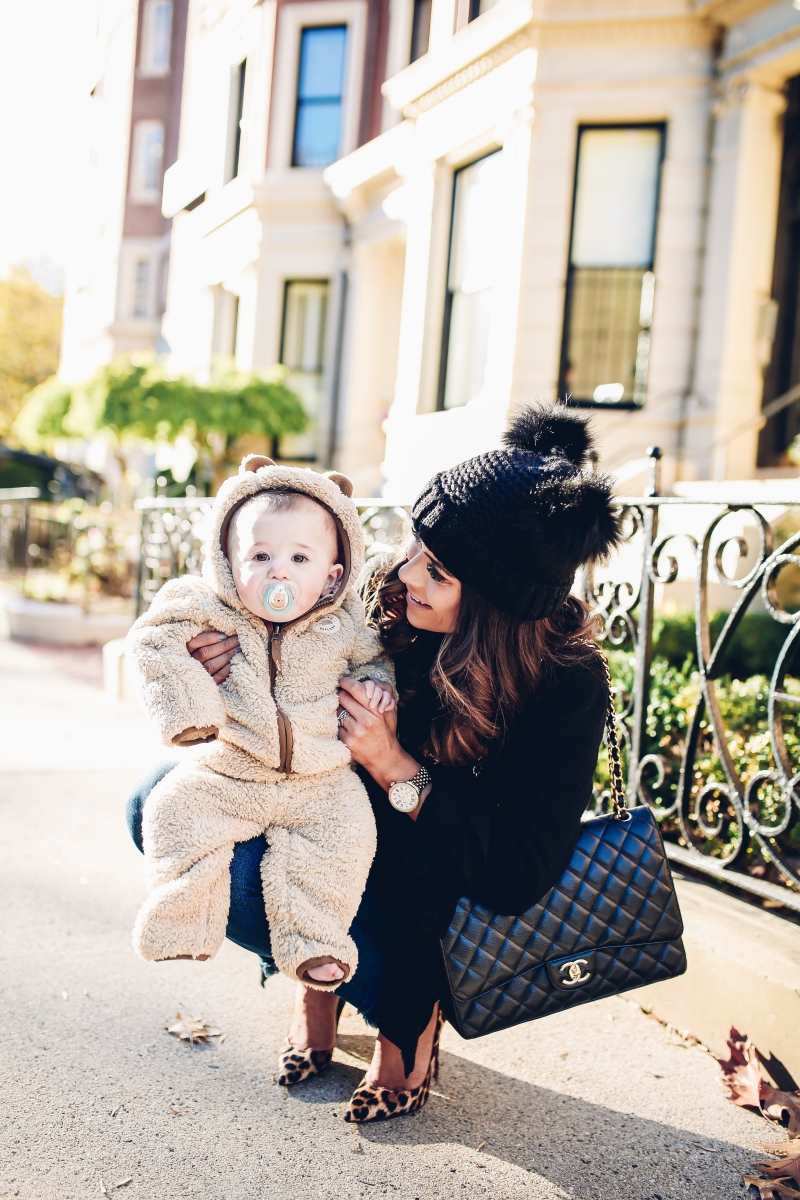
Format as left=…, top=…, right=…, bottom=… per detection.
left=691, top=0, right=770, bottom=23
left=539, top=16, right=715, bottom=48
left=719, top=22, right=800, bottom=72
left=404, top=33, right=530, bottom=118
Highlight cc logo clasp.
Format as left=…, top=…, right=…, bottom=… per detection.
left=559, top=958, right=591, bottom=987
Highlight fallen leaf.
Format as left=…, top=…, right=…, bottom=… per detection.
left=762, top=1091, right=800, bottom=1139
left=718, top=1028, right=762, bottom=1109
left=762, top=1144, right=800, bottom=1158
left=164, top=1012, right=224, bottom=1046
left=718, top=1029, right=800, bottom=1139
left=743, top=1178, right=800, bottom=1199
left=753, top=1144, right=800, bottom=1184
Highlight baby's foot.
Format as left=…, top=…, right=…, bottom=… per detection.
left=305, top=962, right=346, bottom=983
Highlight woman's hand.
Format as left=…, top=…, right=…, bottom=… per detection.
left=187, top=630, right=239, bottom=683
left=337, top=678, right=429, bottom=815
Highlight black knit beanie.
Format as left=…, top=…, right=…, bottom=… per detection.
left=411, top=406, right=621, bottom=621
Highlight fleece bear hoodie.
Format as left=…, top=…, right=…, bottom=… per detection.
left=126, top=455, right=393, bottom=984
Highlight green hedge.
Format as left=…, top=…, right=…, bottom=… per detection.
left=652, top=610, right=792, bottom=680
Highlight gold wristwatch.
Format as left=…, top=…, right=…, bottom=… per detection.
left=388, top=765, right=432, bottom=813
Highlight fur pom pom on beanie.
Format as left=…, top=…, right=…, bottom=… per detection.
left=410, top=405, right=622, bottom=621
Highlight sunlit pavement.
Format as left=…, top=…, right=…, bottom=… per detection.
left=0, top=636, right=769, bottom=1200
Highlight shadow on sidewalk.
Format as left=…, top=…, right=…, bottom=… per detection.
left=285, top=1033, right=752, bottom=1197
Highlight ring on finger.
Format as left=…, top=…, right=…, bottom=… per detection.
left=337, top=709, right=348, bottom=727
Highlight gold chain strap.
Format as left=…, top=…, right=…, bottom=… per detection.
left=600, top=654, right=627, bottom=820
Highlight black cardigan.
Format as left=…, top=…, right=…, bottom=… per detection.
left=359, top=642, right=608, bottom=1069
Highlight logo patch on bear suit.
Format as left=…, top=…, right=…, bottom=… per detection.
left=313, top=615, right=341, bottom=634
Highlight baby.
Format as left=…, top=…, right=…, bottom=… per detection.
left=126, top=455, right=394, bottom=987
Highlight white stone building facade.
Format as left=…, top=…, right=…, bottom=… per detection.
left=83, top=0, right=800, bottom=498
left=60, top=0, right=189, bottom=384
left=326, top=0, right=800, bottom=497
left=159, top=0, right=410, bottom=491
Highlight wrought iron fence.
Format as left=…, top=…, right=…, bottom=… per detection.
left=136, top=457, right=800, bottom=914
left=0, top=488, right=138, bottom=605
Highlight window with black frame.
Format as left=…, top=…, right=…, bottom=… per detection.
left=410, top=0, right=431, bottom=61
left=438, top=149, right=505, bottom=411
left=292, top=26, right=348, bottom=169
left=277, top=280, right=329, bottom=460
left=559, top=124, right=665, bottom=408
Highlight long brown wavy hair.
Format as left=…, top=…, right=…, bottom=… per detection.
left=363, top=554, right=598, bottom=768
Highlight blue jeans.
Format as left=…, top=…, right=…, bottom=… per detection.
left=126, top=761, right=401, bottom=1026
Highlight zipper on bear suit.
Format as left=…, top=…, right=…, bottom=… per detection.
left=267, top=624, right=293, bottom=774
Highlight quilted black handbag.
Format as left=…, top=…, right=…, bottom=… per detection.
left=439, top=656, right=687, bottom=1039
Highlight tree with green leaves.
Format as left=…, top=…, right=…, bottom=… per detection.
left=16, top=356, right=309, bottom=491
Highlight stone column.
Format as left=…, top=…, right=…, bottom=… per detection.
left=693, top=79, right=786, bottom=479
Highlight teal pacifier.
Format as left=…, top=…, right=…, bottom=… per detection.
left=262, top=583, right=295, bottom=616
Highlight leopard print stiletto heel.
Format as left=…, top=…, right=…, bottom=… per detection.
left=344, top=1007, right=444, bottom=1123
left=277, top=995, right=345, bottom=1086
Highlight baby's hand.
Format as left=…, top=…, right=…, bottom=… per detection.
left=361, top=678, right=396, bottom=713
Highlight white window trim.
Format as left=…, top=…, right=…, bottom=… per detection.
left=268, top=0, right=367, bottom=171
left=139, top=0, right=173, bottom=78
left=117, top=238, right=168, bottom=323
left=130, top=119, right=165, bottom=204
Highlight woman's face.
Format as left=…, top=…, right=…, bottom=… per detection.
left=398, top=535, right=461, bottom=634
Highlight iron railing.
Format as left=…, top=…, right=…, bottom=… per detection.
left=135, top=459, right=800, bottom=913
left=0, top=489, right=139, bottom=605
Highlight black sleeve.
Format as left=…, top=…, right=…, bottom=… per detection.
left=398, top=653, right=608, bottom=936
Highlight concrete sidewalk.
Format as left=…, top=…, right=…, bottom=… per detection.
left=0, top=636, right=776, bottom=1200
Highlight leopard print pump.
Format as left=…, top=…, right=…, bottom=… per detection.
left=344, top=1008, right=444, bottom=1123
left=277, top=996, right=345, bottom=1086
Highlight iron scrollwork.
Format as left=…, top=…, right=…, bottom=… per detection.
left=136, top=462, right=800, bottom=909
left=585, top=450, right=800, bottom=908
left=134, top=497, right=413, bottom=615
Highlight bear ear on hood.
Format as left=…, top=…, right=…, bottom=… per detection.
left=325, top=471, right=354, bottom=498
left=240, top=454, right=276, bottom=473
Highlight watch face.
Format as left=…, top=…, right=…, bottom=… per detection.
left=389, top=782, right=419, bottom=812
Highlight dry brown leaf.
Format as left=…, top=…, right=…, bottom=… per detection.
left=762, top=1091, right=800, bottom=1140
left=164, top=1012, right=224, bottom=1045
left=718, top=1027, right=762, bottom=1109
left=753, top=1145, right=800, bottom=1184
left=762, top=1144, right=800, bottom=1158
left=743, top=1179, right=800, bottom=1199
left=718, top=1029, right=800, bottom=1138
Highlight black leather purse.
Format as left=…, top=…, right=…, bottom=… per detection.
left=439, top=657, right=687, bottom=1040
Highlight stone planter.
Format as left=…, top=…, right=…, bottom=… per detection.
left=0, top=593, right=134, bottom=645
